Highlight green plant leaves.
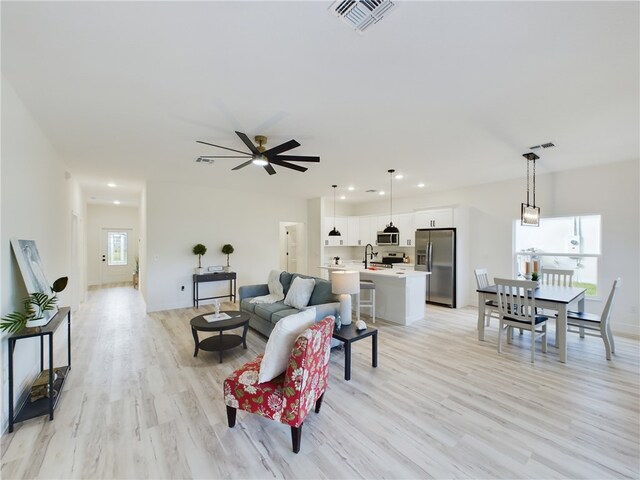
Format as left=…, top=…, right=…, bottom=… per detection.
left=51, top=276, right=68, bottom=293
left=0, top=312, right=28, bottom=333
left=1, top=292, right=60, bottom=333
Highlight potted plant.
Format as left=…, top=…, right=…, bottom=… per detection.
left=222, top=244, right=234, bottom=272
left=0, top=276, right=68, bottom=333
left=193, top=244, right=207, bottom=274
left=133, top=256, right=139, bottom=289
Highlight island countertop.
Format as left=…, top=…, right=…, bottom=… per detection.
left=319, top=265, right=429, bottom=278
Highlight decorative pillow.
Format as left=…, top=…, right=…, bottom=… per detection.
left=283, top=276, right=316, bottom=310
left=258, top=307, right=316, bottom=383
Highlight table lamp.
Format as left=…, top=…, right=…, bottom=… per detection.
left=331, top=270, right=359, bottom=325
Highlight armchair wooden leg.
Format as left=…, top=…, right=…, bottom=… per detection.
left=291, top=424, right=303, bottom=454
left=226, top=405, right=237, bottom=428
left=314, top=392, right=325, bottom=414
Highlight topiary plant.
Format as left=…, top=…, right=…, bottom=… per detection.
left=222, top=244, right=234, bottom=267
left=193, top=244, right=207, bottom=268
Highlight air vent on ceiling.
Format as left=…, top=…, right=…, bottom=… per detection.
left=329, top=0, right=396, bottom=33
left=195, top=157, right=215, bottom=164
left=365, top=189, right=378, bottom=193
left=529, top=142, right=556, bottom=150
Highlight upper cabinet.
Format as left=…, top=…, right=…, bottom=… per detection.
left=324, top=216, right=349, bottom=246
left=414, top=208, right=454, bottom=229
left=395, top=213, right=415, bottom=246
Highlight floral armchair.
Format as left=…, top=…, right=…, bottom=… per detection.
left=223, top=316, right=334, bottom=453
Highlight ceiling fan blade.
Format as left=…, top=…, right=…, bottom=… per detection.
left=235, top=131, right=261, bottom=155
left=197, top=140, right=251, bottom=156
left=232, top=160, right=253, bottom=171
left=199, top=155, right=252, bottom=159
left=264, top=163, right=277, bottom=175
left=270, top=159, right=308, bottom=173
left=263, top=139, right=300, bottom=157
left=273, top=155, right=320, bottom=163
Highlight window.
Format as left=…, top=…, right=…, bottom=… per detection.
left=514, top=215, right=601, bottom=296
left=107, top=231, right=128, bottom=266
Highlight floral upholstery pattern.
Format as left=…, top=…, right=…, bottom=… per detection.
left=224, top=316, right=334, bottom=428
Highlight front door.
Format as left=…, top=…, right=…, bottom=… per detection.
left=100, top=228, right=133, bottom=284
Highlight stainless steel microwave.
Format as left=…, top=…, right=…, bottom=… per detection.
left=376, top=232, right=399, bottom=246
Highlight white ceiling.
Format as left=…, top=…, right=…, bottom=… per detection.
left=2, top=1, right=638, bottom=206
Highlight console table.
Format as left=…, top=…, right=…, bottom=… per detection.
left=7, top=306, right=71, bottom=433
left=193, top=272, right=237, bottom=308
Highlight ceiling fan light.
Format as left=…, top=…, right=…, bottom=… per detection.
left=252, top=155, right=268, bottom=166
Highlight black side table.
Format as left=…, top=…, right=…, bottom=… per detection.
left=190, top=311, right=249, bottom=363
left=332, top=322, right=378, bottom=381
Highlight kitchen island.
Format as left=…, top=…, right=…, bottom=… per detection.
left=320, top=265, right=428, bottom=325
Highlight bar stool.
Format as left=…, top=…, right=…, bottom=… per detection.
left=358, top=280, right=376, bottom=323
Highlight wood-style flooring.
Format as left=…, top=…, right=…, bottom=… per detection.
left=2, top=284, right=639, bottom=479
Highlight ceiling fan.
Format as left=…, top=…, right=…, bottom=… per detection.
left=197, top=131, right=320, bottom=175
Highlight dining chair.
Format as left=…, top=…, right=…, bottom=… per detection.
left=564, top=278, right=621, bottom=360
left=540, top=267, right=574, bottom=286
left=474, top=268, right=499, bottom=327
left=495, top=278, right=548, bottom=363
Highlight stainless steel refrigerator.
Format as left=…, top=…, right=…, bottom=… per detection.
left=415, top=228, right=456, bottom=307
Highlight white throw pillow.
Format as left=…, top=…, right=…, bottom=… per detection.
left=283, top=276, right=316, bottom=309
left=258, top=307, right=316, bottom=383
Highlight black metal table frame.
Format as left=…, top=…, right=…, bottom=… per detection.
left=8, top=307, right=71, bottom=433
left=332, top=323, right=378, bottom=381
left=193, top=272, right=237, bottom=308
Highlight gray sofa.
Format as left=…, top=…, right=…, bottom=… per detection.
left=239, top=271, right=340, bottom=337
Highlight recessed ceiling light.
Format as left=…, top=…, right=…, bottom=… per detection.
left=379, top=191, right=385, bottom=195
left=348, top=186, right=354, bottom=191
left=340, top=195, right=346, bottom=200
left=395, top=174, right=403, bottom=180
left=107, top=182, right=117, bottom=188
left=113, top=200, right=120, bottom=205
left=417, top=183, right=425, bottom=188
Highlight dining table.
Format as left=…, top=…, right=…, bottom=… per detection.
left=476, top=283, right=587, bottom=363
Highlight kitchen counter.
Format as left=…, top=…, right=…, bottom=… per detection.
left=319, top=265, right=428, bottom=325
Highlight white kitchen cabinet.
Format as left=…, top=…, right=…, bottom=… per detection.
left=324, top=216, right=348, bottom=246
left=347, top=217, right=360, bottom=246
left=414, top=208, right=454, bottom=229
left=356, top=216, right=376, bottom=246
left=395, top=213, right=415, bottom=247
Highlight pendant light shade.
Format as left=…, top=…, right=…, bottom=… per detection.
left=383, top=169, right=399, bottom=234
left=521, top=152, right=541, bottom=226
left=328, top=185, right=341, bottom=236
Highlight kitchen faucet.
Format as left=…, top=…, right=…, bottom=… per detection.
left=364, top=243, right=377, bottom=269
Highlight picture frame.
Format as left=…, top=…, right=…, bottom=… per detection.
left=10, top=238, right=57, bottom=322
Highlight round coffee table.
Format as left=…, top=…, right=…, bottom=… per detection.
left=190, top=311, right=250, bottom=363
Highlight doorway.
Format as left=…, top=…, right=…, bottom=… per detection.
left=100, top=228, right=134, bottom=284
left=279, top=222, right=306, bottom=274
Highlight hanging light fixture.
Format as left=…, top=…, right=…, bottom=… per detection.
left=521, top=152, right=540, bottom=226
left=328, top=185, right=341, bottom=236
left=383, top=169, right=399, bottom=233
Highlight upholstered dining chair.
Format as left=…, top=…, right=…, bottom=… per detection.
left=474, top=268, right=499, bottom=327
left=495, top=278, right=548, bottom=363
left=223, top=316, right=334, bottom=453
left=564, top=278, right=621, bottom=360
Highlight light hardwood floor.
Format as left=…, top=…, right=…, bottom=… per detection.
left=2, top=284, right=639, bottom=479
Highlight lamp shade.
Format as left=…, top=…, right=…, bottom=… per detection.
left=331, top=270, right=360, bottom=295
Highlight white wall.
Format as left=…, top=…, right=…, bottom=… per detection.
left=145, top=181, right=308, bottom=312
left=348, top=159, right=639, bottom=337
left=1, top=77, right=84, bottom=433
left=86, top=204, right=139, bottom=285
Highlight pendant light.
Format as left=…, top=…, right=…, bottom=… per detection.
left=383, top=169, right=399, bottom=233
left=328, top=185, right=341, bottom=236
left=521, top=152, right=540, bottom=226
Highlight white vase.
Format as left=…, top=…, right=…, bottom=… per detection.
left=195, top=267, right=203, bottom=275
left=28, top=317, right=50, bottom=328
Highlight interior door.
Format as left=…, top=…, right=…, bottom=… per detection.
left=100, top=228, right=133, bottom=284
left=286, top=225, right=298, bottom=273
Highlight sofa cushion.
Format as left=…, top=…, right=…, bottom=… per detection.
left=284, top=277, right=316, bottom=309
left=309, top=278, right=335, bottom=306
left=254, top=302, right=293, bottom=323
left=240, top=298, right=258, bottom=314
left=280, top=271, right=294, bottom=295
left=258, top=307, right=316, bottom=383
left=271, top=307, right=304, bottom=324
